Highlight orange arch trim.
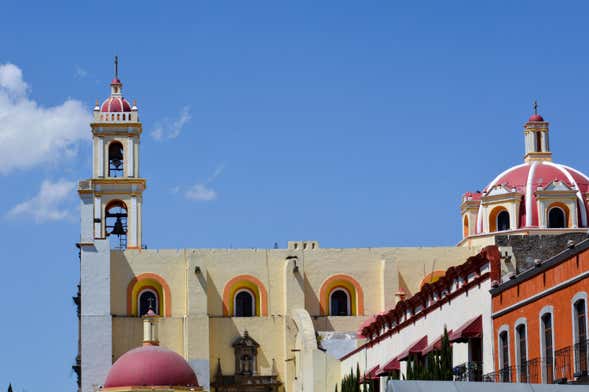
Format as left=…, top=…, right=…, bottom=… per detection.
left=489, top=206, right=508, bottom=232
left=222, top=275, right=268, bottom=316
left=127, top=273, right=172, bottom=317
left=419, top=270, right=446, bottom=290
left=319, top=274, right=364, bottom=316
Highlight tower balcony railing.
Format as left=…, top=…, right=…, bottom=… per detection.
left=94, top=111, right=138, bottom=123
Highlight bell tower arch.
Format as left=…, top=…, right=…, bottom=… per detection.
left=79, top=57, right=145, bottom=249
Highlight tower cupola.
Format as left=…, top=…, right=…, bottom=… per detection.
left=524, top=101, right=551, bottom=162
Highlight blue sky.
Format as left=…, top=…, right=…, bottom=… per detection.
left=2, top=1, right=589, bottom=390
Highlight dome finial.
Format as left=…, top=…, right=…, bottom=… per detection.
left=114, top=55, right=119, bottom=80
left=533, top=100, right=538, bottom=115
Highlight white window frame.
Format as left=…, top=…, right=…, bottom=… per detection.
left=137, top=288, right=159, bottom=316
left=571, top=292, right=588, bottom=374
left=514, top=318, right=529, bottom=383
left=498, top=324, right=511, bottom=372
left=539, top=305, right=555, bottom=383
left=234, top=288, right=256, bottom=317
left=329, top=287, right=352, bottom=316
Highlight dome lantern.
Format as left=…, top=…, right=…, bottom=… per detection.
left=524, top=100, right=551, bottom=162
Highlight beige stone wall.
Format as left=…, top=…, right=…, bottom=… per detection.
left=109, top=245, right=479, bottom=390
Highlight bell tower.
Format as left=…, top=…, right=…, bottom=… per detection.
left=79, top=57, right=145, bottom=249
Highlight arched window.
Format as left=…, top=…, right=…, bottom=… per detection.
left=548, top=207, right=566, bottom=228
left=516, top=323, right=528, bottom=382
left=463, top=215, right=469, bottom=238
left=234, top=289, right=255, bottom=317
left=573, top=298, right=587, bottom=375
left=108, top=141, right=124, bottom=177
left=330, top=288, right=351, bottom=316
left=499, top=329, right=510, bottom=382
left=497, top=210, right=510, bottom=231
left=541, top=312, right=554, bottom=383
left=138, top=288, right=158, bottom=316
left=319, top=274, right=364, bottom=316
left=105, top=200, right=127, bottom=249
left=535, top=132, right=542, bottom=152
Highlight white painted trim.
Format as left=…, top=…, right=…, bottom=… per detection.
left=138, top=288, right=159, bottom=316
left=525, top=161, right=538, bottom=227
left=233, top=288, right=256, bottom=317
left=94, top=196, right=101, bottom=238
left=493, top=269, right=589, bottom=318
left=539, top=305, right=556, bottom=383
left=329, top=287, right=351, bottom=316
left=97, top=138, right=104, bottom=177
left=127, top=137, right=134, bottom=177
left=571, top=292, right=588, bottom=374
left=498, top=324, right=511, bottom=372
left=514, top=318, right=529, bottom=382
left=545, top=162, right=588, bottom=227
left=129, top=196, right=137, bottom=247
left=477, top=163, right=528, bottom=233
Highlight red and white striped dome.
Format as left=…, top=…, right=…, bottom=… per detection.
left=100, top=96, right=132, bottom=112
left=475, top=161, right=589, bottom=233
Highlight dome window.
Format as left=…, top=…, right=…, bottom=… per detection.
left=497, top=210, right=510, bottom=231
left=548, top=207, right=566, bottom=228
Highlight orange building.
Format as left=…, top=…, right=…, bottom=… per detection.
left=490, top=239, right=589, bottom=384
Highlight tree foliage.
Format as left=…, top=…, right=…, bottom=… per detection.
left=405, top=327, right=453, bottom=381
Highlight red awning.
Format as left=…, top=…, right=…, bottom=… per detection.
left=359, top=365, right=381, bottom=383
left=378, top=357, right=400, bottom=375
left=421, top=330, right=452, bottom=356
left=450, top=315, right=482, bottom=343
left=397, top=335, right=428, bottom=361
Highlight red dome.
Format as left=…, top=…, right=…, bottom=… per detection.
left=528, top=114, right=544, bottom=122
left=101, top=96, right=132, bottom=112
left=103, top=346, right=199, bottom=388
left=475, top=161, right=589, bottom=234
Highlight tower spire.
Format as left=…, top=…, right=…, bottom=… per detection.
left=114, top=56, right=119, bottom=79
left=533, top=100, right=538, bottom=115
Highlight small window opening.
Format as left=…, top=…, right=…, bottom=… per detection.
left=330, top=289, right=350, bottom=316
left=108, top=142, right=124, bottom=177
left=138, top=289, right=158, bottom=316
left=234, top=290, right=254, bottom=317
left=548, top=207, right=566, bottom=228
left=497, top=210, right=510, bottom=231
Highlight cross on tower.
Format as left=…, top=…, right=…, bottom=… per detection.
left=533, top=100, right=538, bottom=115
left=114, top=56, right=119, bottom=79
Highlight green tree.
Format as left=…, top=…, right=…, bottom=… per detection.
left=439, top=327, right=453, bottom=380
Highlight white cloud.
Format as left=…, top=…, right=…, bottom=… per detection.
left=185, top=184, right=217, bottom=201
left=178, top=164, right=225, bottom=202
left=74, top=65, right=88, bottom=79
left=0, top=63, right=28, bottom=96
left=0, top=63, right=92, bottom=174
left=151, top=106, right=191, bottom=140
left=7, top=179, right=77, bottom=223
